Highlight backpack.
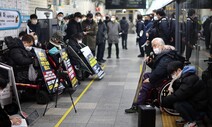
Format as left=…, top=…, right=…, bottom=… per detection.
left=167, top=50, right=185, bottom=64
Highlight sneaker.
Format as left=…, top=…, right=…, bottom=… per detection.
left=100, top=59, right=106, bottom=63
left=183, top=122, right=198, bottom=127
left=107, top=56, right=111, bottom=59
left=125, top=106, right=137, bottom=113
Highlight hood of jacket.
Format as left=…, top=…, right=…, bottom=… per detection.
left=5, top=37, right=24, bottom=50
left=182, top=66, right=196, bottom=74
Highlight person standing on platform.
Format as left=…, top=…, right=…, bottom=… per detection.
left=185, top=9, right=200, bottom=63
left=95, top=12, right=107, bottom=64
left=27, top=14, right=41, bottom=43
left=120, top=17, right=129, bottom=50
left=203, top=16, right=212, bottom=50
left=82, top=13, right=98, bottom=56
left=64, top=12, right=83, bottom=42
left=107, top=15, right=121, bottom=59
left=136, top=14, right=146, bottom=57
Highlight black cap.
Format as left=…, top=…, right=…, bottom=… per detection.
left=74, top=12, right=82, bottom=18
left=86, top=13, right=93, bottom=18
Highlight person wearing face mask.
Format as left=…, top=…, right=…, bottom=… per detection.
left=82, top=13, right=98, bottom=56
left=57, top=12, right=66, bottom=37
left=0, top=76, right=22, bottom=127
left=107, top=15, right=122, bottom=59
left=6, top=35, right=35, bottom=82
left=64, top=12, right=84, bottom=42
left=162, top=61, right=207, bottom=127
left=27, top=14, right=41, bottom=43
left=125, top=38, right=179, bottom=113
left=95, top=12, right=107, bottom=64
left=46, top=31, right=64, bottom=67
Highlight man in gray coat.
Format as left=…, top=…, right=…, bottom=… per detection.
left=107, top=15, right=121, bottom=59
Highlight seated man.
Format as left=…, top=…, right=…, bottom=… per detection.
left=7, top=35, right=35, bottom=82
left=125, top=38, right=179, bottom=113
left=162, top=61, right=207, bottom=127
left=46, top=31, right=64, bottom=67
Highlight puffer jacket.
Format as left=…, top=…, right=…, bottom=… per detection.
left=162, top=66, right=207, bottom=111
left=148, top=50, right=178, bottom=85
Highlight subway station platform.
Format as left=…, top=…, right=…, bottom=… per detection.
left=21, top=34, right=209, bottom=127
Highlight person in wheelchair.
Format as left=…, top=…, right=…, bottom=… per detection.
left=161, top=61, right=207, bottom=127
left=6, top=35, right=38, bottom=83
left=125, top=38, right=179, bottom=113
left=46, top=31, right=64, bottom=67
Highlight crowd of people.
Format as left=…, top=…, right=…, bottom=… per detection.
left=1, top=9, right=212, bottom=127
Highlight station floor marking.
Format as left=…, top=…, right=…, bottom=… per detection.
left=54, top=65, right=106, bottom=127
left=162, top=112, right=180, bottom=127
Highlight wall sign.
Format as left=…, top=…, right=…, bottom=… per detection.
left=0, top=9, right=22, bottom=30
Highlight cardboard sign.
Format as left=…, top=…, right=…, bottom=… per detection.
left=80, top=46, right=105, bottom=79
left=0, top=9, right=22, bottom=30
left=60, top=49, right=78, bottom=87
left=33, top=47, right=63, bottom=93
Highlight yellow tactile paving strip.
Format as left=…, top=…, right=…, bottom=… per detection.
left=162, top=112, right=180, bottom=127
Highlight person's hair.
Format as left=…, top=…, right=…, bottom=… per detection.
left=22, top=35, right=34, bottom=43
left=106, top=16, right=110, bottom=20
left=71, top=33, right=83, bottom=40
left=86, top=13, right=93, bottom=18
left=151, top=37, right=165, bottom=46
left=57, top=12, right=64, bottom=16
left=95, top=12, right=101, bottom=16
left=19, top=31, right=27, bottom=38
left=167, top=61, right=184, bottom=75
left=122, top=17, right=126, bottom=20
left=51, top=31, right=63, bottom=42
left=188, top=9, right=195, bottom=17
left=30, top=14, right=38, bottom=19
left=74, top=12, right=82, bottom=18
left=156, top=9, right=166, bottom=17
left=0, top=76, right=8, bottom=89
left=137, top=14, right=143, bottom=20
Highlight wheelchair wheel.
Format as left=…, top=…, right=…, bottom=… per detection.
left=159, top=82, right=180, bottom=116
left=36, top=90, right=50, bottom=104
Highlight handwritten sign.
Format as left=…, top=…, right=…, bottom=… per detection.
left=80, top=46, right=105, bottom=79
left=0, top=9, right=22, bottom=30
left=60, top=49, right=78, bottom=87
left=34, top=47, right=64, bottom=93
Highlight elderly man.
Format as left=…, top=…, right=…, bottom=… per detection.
left=125, top=38, right=179, bottom=113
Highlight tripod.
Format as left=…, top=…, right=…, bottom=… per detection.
left=43, top=58, right=77, bottom=116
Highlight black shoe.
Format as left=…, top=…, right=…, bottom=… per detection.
left=125, top=47, right=128, bottom=50
left=125, top=106, right=137, bottom=113
left=107, top=56, right=111, bottom=59
left=100, top=59, right=106, bottom=63
left=117, top=56, right=119, bottom=59
left=184, top=60, right=191, bottom=65
left=137, top=54, right=144, bottom=57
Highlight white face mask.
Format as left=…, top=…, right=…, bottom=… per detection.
left=154, top=16, right=158, bottom=20
left=111, top=18, right=115, bottom=21
left=58, top=17, right=63, bottom=21
left=153, top=48, right=161, bottom=55
left=96, top=16, right=101, bottom=21
left=25, top=46, right=33, bottom=51
left=77, top=40, right=82, bottom=43
left=171, top=73, right=177, bottom=79
left=77, top=18, right=82, bottom=23
left=35, top=40, right=38, bottom=46
left=31, top=19, right=38, bottom=25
